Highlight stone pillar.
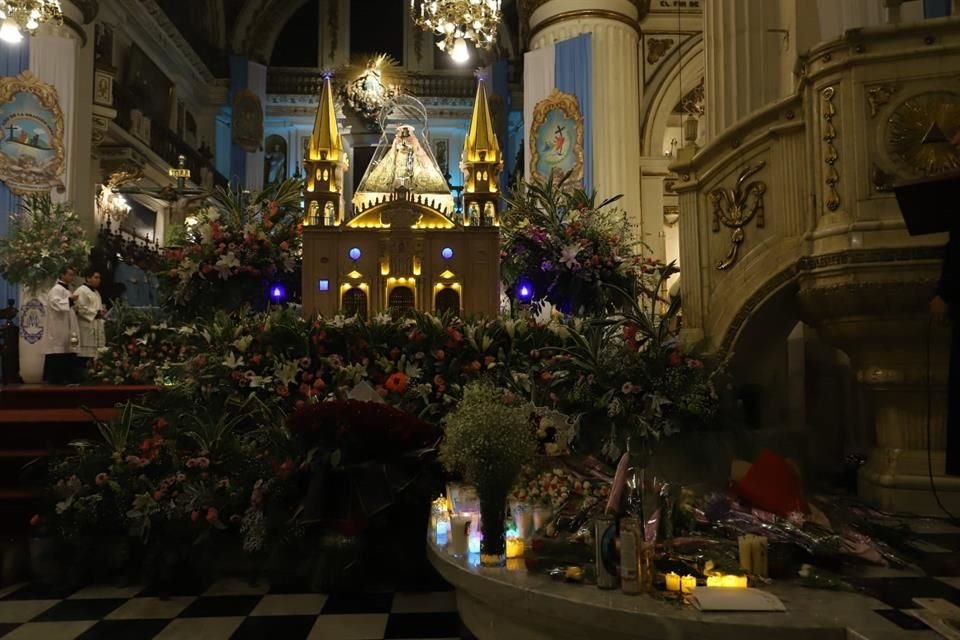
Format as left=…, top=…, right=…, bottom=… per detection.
left=799, top=275, right=958, bottom=516
left=527, top=0, right=642, bottom=225
left=30, top=0, right=96, bottom=232
left=703, top=0, right=791, bottom=140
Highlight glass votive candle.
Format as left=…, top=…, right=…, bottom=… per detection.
left=450, top=515, right=472, bottom=557
left=681, top=575, right=697, bottom=595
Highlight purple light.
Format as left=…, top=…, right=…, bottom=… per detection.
left=269, top=284, right=286, bottom=303
left=516, top=278, right=534, bottom=302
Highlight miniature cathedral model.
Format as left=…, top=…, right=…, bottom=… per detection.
left=301, top=78, right=502, bottom=319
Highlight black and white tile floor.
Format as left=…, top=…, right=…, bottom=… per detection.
left=0, top=578, right=473, bottom=640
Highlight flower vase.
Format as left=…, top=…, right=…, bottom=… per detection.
left=18, top=286, right=50, bottom=384
left=479, top=496, right=507, bottom=567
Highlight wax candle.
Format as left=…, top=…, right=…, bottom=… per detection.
left=665, top=572, right=682, bottom=592
left=706, top=574, right=748, bottom=588
left=681, top=575, right=697, bottom=595
left=506, top=536, right=525, bottom=559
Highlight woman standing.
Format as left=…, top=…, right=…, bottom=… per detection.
left=74, top=270, right=106, bottom=374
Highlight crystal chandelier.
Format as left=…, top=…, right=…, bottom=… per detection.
left=410, top=0, right=501, bottom=62
left=0, top=0, right=62, bottom=43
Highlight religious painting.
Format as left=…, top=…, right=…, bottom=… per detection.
left=264, top=134, right=288, bottom=184
left=529, top=89, right=584, bottom=184
left=94, top=70, right=113, bottom=108
left=232, top=89, right=263, bottom=153
left=0, top=71, right=66, bottom=195
left=433, top=138, right=449, bottom=175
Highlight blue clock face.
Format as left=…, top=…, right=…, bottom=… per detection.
left=441, top=247, right=453, bottom=260
left=349, top=247, right=361, bottom=261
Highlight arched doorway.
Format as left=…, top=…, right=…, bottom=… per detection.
left=342, top=287, right=368, bottom=320
left=388, top=286, right=415, bottom=317
left=435, top=287, right=460, bottom=316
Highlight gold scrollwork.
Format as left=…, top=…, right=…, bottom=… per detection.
left=529, top=89, right=585, bottom=185
left=0, top=71, right=66, bottom=195
left=821, top=86, right=841, bottom=212
left=867, top=84, right=897, bottom=118
left=710, top=162, right=767, bottom=271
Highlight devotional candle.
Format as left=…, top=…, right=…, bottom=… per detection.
left=665, top=572, right=681, bottom=592
left=681, top=575, right=697, bottom=595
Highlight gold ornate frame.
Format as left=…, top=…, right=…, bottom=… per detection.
left=0, top=71, right=65, bottom=195
left=529, top=89, right=584, bottom=184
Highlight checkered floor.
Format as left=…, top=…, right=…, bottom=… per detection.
left=0, top=579, right=471, bottom=639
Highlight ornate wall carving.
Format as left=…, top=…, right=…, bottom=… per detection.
left=646, top=37, right=675, bottom=65
left=821, top=86, right=840, bottom=212
left=709, top=161, right=766, bottom=271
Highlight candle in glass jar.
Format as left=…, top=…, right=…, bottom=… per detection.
left=681, top=575, right=697, bottom=594
left=707, top=574, right=748, bottom=588
left=506, top=536, right=525, bottom=559
left=665, top=572, right=681, bottom=592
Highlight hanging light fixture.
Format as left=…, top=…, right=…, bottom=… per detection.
left=410, top=0, right=502, bottom=60
left=0, top=0, right=62, bottom=42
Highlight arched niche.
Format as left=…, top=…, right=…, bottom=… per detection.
left=640, top=34, right=704, bottom=156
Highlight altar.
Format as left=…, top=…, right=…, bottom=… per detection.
left=428, top=540, right=938, bottom=640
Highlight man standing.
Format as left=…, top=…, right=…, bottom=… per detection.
left=74, top=270, right=106, bottom=376
left=932, top=231, right=959, bottom=475
left=43, top=266, right=80, bottom=385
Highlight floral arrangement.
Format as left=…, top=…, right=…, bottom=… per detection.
left=509, top=464, right=610, bottom=512
left=440, top=381, right=537, bottom=503
left=288, top=399, right=439, bottom=464
left=544, top=262, right=722, bottom=462
left=0, top=195, right=90, bottom=291
left=39, top=391, right=304, bottom=587
left=157, top=178, right=303, bottom=317
left=500, top=173, right=645, bottom=315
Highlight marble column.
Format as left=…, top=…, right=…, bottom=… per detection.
left=527, top=0, right=642, bottom=226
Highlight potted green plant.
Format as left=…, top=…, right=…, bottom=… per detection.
left=440, top=381, right=536, bottom=567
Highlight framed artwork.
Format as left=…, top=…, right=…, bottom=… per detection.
left=94, top=70, right=113, bottom=107
left=433, top=138, right=449, bottom=175
left=0, top=71, right=66, bottom=194
left=529, top=89, right=584, bottom=184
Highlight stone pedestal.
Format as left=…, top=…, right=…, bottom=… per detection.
left=526, top=0, right=642, bottom=221
left=798, top=273, right=959, bottom=516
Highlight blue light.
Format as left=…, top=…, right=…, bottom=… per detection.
left=270, top=284, right=286, bottom=303
left=441, top=247, right=454, bottom=260
left=348, top=247, right=361, bottom=260
left=516, top=278, right=534, bottom=302
left=318, top=279, right=330, bottom=292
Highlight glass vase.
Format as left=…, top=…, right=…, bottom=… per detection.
left=479, top=496, right=506, bottom=567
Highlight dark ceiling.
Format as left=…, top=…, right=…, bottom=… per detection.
left=154, top=0, right=521, bottom=77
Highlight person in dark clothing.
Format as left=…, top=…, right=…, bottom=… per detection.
left=933, top=235, right=960, bottom=475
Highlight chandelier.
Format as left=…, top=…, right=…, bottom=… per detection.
left=410, top=0, right=501, bottom=62
left=0, top=0, right=62, bottom=43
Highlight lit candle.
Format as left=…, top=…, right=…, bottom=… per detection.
left=681, top=575, right=697, bottom=595
left=665, top=572, right=681, bottom=592
left=506, top=536, right=525, bottom=559
left=706, top=574, right=748, bottom=588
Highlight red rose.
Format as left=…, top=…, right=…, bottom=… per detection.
left=29, top=514, right=40, bottom=527
left=206, top=507, right=219, bottom=523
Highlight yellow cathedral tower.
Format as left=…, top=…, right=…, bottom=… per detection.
left=460, top=78, right=503, bottom=226
left=303, top=74, right=347, bottom=227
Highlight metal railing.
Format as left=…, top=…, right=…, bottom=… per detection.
left=267, top=68, right=476, bottom=98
